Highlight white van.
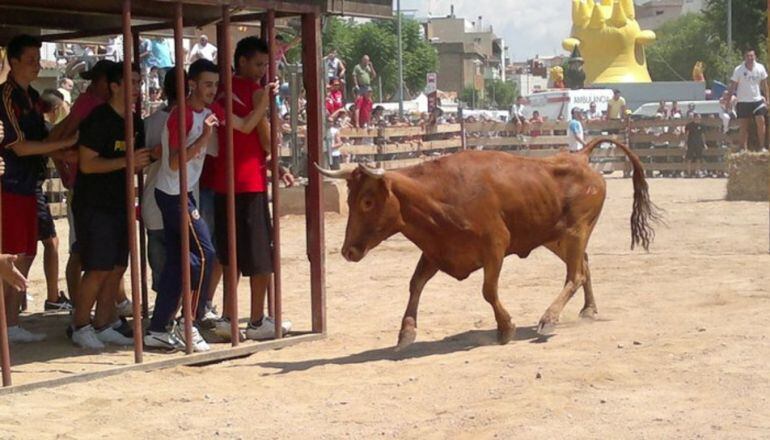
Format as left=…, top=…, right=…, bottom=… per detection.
left=632, top=100, right=722, bottom=118
left=524, top=89, right=615, bottom=121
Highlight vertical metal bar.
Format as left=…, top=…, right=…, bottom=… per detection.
left=122, top=0, right=143, bottom=363
left=460, top=107, right=467, bottom=151
left=133, top=29, right=150, bottom=319
left=266, top=9, right=283, bottom=339
left=301, top=13, right=326, bottom=334
left=222, top=6, right=240, bottom=346
left=0, top=181, right=11, bottom=386
left=173, top=1, right=193, bottom=354
left=263, top=13, right=274, bottom=321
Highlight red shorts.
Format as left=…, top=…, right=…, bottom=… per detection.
left=1, top=191, right=38, bottom=256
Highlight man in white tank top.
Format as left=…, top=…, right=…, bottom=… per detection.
left=727, top=49, right=769, bottom=150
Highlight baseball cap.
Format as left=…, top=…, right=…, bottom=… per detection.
left=81, top=60, right=117, bottom=80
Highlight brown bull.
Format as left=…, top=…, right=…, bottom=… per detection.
left=318, top=139, right=659, bottom=348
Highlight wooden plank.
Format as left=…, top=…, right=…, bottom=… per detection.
left=0, top=333, right=324, bottom=396
left=338, top=127, right=380, bottom=138
left=379, top=126, right=425, bottom=137
left=427, top=123, right=462, bottom=134
left=341, top=144, right=379, bottom=155
left=380, top=157, right=435, bottom=170
left=420, top=139, right=463, bottom=151
left=645, top=162, right=727, bottom=172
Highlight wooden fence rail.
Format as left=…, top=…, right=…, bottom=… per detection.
left=43, top=118, right=744, bottom=218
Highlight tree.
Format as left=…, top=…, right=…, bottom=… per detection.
left=703, top=0, right=767, bottom=54
left=321, top=15, right=438, bottom=102
left=485, top=79, right=518, bottom=110
left=646, top=14, right=739, bottom=85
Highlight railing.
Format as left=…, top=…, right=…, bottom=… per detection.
left=43, top=118, right=743, bottom=218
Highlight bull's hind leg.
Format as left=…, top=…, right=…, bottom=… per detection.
left=396, top=254, right=438, bottom=350
left=538, top=233, right=588, bottom=335
left=482, top=257, right=516, bottom=344
left=578, top=253, right=598, bottom=319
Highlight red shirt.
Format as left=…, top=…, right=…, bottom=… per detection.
left=55, top=89, right=106, bottom=189
left=356, top=95, right=373, bottom=127
left=211, top=76, right=268, bottom=194
left=325, top=90, right=343, bottom=116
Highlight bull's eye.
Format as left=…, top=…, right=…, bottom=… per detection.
left=361, top=197, right=374, bottom=212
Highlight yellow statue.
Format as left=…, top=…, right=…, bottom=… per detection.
left=550, top=65, right=565, bottom=89
left=563, top=0, right=656, bottom=84
left=692, top=61, right=705, bottom=82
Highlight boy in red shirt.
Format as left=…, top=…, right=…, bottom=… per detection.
left=209, top=37, right=291, bottom=340
left=355, top=86, right=374, bottom=128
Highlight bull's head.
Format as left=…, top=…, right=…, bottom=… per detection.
left=316, top=163, right=404, bottom=262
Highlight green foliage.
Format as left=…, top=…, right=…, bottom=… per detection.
left=485, top=79, right=518, bottom=110
left=322, top=16, right=438, bottom=101
left=646, top=14, right=740, bottom=85
left=702, top=0, right=767, bottom=54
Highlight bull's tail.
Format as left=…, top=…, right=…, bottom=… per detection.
left=582, top=138, right=662, bottom=251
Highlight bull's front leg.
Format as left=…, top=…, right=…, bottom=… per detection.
left=482, top=257, right=516, bottom=344
left=396, top=254, right=438, bottom=350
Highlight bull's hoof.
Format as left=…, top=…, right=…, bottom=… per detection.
left=579, top=307, right=598, bottom=320
left=497, top=325, right=516, bottom=345
left=395, top=328, right=416, bottom=351
left=537, top=319, right=557, bottom=336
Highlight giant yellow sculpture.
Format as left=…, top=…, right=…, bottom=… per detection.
left=563, top=0, right=656, bottom=84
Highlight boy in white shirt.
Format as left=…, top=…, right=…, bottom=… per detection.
left=144, top=59, right=268, bottom=351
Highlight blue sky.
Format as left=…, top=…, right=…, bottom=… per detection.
left=398, top=0, right=573, bottom=61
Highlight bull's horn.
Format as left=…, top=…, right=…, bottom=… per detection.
left=359, top=163, right=385, bottom=179
left=314, top=163, right=353, bottom=179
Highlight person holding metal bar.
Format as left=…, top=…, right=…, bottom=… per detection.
left=209, top=37, right=292, bottom=340
left=146, top=59, right=276, bottom=350
left=1, top=35, right=78, bottom=343
left=71, top=62, right=151, bottom=349
left=49, top=59, right=136, bottom=339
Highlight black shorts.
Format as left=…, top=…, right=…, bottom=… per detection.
left=214, top=192, right=273, bottom=276
left=736, top=101, right=768, bottom=119
left=73, top=204, right=128, bottom=271
left=686, top=143, right=705, bottom=160
left=35, top=185, right=56, bottom=241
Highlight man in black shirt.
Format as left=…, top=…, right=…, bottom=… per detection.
left=685, top=113, right=706, bottom=178
left=1, top=35, right=77, bottom=342
left=72, top=62, right=151, bottom=349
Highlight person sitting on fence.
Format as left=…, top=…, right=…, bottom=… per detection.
left=607, top=89, right=626, bottom=121
left=568, top=107, right=586, bottom=152
left=529, top=110, right=544, bottom=137
left=71, top=62, right=151, bottom=349
left=669, top=101, right=682, bottom=119
left=655, top=101, right=668, bottom=119
left=586, top=101, right=602, bottom=121
left=509, top=96, right=529, bottom=134
left=719, top=90, right=737, bottom=135
left=684, top=113, right=707, bottom=178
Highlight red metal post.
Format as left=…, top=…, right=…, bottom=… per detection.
left=173, top=1, right=193, bottom=354
left=260, top=16, right=275, bottom=321
left=301, top=13, right=326, bottom=334
left=222, top=6, right=240, bottom=346
left=122, top=0, right=144, bottom=363
left=133, top=29, right=150, bottom=319
left=266, top=9, right=283, bottom=339
left=0, top=182, right=11, bottom=386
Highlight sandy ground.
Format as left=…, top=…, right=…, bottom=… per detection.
left=1, top=177, right=770, bottom=439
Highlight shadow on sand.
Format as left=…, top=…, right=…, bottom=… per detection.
left=248, top=325, right=552, bottom=375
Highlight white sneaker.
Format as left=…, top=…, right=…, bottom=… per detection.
left=245, top=316, right=292, bottom=340
left=144, top=330, right=183, bottom=351
left=116, top=299, right=133, bottom=318
left=7, top=325, right=46, bottom=343
left=173, top=319, right=210, bottom=352
left=72, top=325, right=105, bottom=349
left=96, top=326, right=133, bottom=346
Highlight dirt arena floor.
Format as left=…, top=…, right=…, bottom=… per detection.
left=1, top=177, right=769, bottom=439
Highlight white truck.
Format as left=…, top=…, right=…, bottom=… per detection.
left=524, top=88, right=615, bottom=121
